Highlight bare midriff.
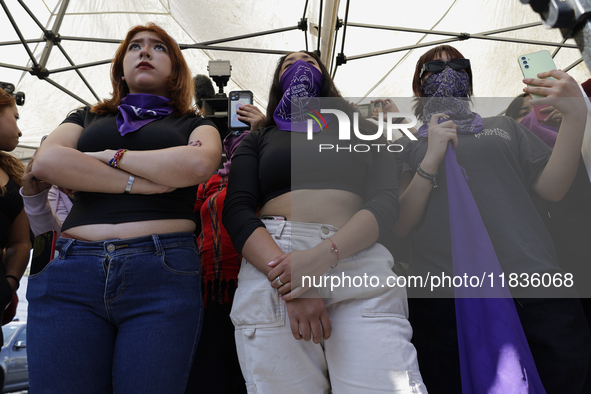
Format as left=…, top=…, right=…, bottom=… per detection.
left=64, top=219, right=196, bottom=241
left=258, top=189, right=363, bottom=228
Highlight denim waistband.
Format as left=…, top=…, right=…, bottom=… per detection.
left=55, top=231, right=196, bottom=259
left=261, top=219, right=339, bottom=239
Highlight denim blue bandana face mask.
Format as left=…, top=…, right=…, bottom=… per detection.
left=418, top=67, right=483, bottom=135
left=421, top=66, right=469, bottom=98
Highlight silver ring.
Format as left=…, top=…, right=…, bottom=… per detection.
left=275, top=276, right=284, bottom=287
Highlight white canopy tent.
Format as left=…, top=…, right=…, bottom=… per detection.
left=1, top=0, right=589, bottom=159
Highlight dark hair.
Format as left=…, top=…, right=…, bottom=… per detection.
left=92, top=23, right=194, bottom=116
left=504, top=93, right=529, bottom=120
left=411, top=45, right=474, bottom=117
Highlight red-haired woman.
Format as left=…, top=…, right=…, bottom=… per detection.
left=28, top=23, right=221, bottom=393
left=392, top=44, right=591, bottom=393
left=0, top=89, right=30, bottom=339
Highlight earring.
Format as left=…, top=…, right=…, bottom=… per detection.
left=121, top=76, right=125, bottom=80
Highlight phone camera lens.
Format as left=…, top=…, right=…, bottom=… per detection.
left=523, top=61, right=527, bottom=64
left=521, top=57, right=526, bottom=60
left=524, top=65, right=529, bottom=69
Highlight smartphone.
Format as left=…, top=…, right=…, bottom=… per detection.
left=228, top=91, right=254, bottom=130
left=30, top=230, right=57, bottom=276
left=261, top=216, right=287, bottom=221
left=518, top=50, right=557, bottom=100
left=357, top=102, right=383, bottom=118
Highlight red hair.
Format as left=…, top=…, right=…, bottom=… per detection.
left=92, top=23, right=194, bottom=116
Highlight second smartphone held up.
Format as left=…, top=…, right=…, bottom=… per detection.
left=228, top=90, right=253, bottom=131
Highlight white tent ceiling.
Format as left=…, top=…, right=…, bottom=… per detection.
left=1, top=0, right=590, bottom=158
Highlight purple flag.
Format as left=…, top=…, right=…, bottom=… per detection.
left=445, top=143, right=546, bottom=393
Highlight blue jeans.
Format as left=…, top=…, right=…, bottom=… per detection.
left=27, top=232, right=203, bottom=394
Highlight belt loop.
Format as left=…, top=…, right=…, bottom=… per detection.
left=58, top=238, right=75, bottom=259
left=274, top=221, right=286, bottom=239
left=152, top=235, right=164, bottom=255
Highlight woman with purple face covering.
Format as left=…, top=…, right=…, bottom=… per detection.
left=223, top=51, right=426, bottom=393
left=392, top=45, right=591, bottom=393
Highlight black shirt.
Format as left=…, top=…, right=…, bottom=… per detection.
left=396, top=116, right=562, bottom=294
left=223, top=124, right=399, bottom=253
left=0, top=179, right=23, bottom=250
left=60, top=107, right=215, bottom=230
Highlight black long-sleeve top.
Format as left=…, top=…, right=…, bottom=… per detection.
left=222, top=124, right=399, bottom=254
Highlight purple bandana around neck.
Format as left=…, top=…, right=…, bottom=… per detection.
left=273, top=59, right=325, bottom=132
left=419, top=67, right=484, bottom=134
left=116, top=94, right=174, bottom=136
left=218, top=130, right=250, bottom=178
left=519, top=109, right=558, bottom=149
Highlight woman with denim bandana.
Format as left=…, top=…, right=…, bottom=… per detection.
left=391, top=45, right=591, bottom=393
left=223, top=51, right=427, bottom=392
left=28, top=23, right=221, bottom=393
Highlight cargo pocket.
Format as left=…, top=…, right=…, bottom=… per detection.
left=230, top=260, right=286, bottom=328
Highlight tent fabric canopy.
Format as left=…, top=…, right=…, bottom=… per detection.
left=1, top=0, right=589, bottom=156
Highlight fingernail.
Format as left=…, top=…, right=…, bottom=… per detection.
left=279, top=296, right=283, bottom=301
left=268, top=260, right=275, bottom=266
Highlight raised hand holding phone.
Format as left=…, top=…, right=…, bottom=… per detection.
left=228, top=90, right=254, bottom=130
left=518, top=50, right=558, bottom=122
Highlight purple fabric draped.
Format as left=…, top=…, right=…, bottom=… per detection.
left=445, top=143, right=546, bottom=393
left=218, top=130, right=250, bottom=178
left=116, top=94, right=174, bottom=136
left=519, top=110, right=558, bottom=149
left=273, top=59, right=325, bottom=132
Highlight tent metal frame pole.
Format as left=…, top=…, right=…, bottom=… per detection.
left=303, top=0, right=310, bottom=51
left=39, top=0, right=70, bottom=69
left=564, top=57, right=583, bottom=71
left=16, top=0, right=50, bottom=34
left=0, top=39, right=45, bottom=47
left=317, top=0, right=323, bottom=54
left=180, top=45, right=290, bottom=55
left=48, top=59, right=118, bottom=73
left=0, top=0, right=40, bottom=68
left=343, top=32, right=576, bottom=63
left=43, top=77, right=91, bottom=106
left=0, top=62, right=30, bottom=72
left=197, top=25, right=301, bottom=45
left=346, top=37, right=462, bottom=62
left=333, top=0, right=351, bottom=78
left=346, top=22, right=577, bottom=48
left=55, top=42, right=100, bottom=101
left=346, top=21, right=543, bottom=36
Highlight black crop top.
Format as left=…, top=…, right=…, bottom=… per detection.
left=60, top=107, right=215, bottom=230
left=0, top=179, right=23, bottom=250
left=222, top=124, right=399, bottom=253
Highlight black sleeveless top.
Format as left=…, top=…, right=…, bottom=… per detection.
left=0, top=178, right=24, bottom=249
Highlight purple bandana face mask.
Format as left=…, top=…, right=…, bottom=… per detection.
left=273, top=59, right=324, bottom=132
left=116, top=94, right=174, bottom=136
left=419, top=67, right=483, bottom=135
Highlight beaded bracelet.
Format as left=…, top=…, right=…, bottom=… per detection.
left=417, top=162, right=438, bottom=188
left=108, top=149, right=128, bottom=169
left=328, top=238, right=340, bottom=268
